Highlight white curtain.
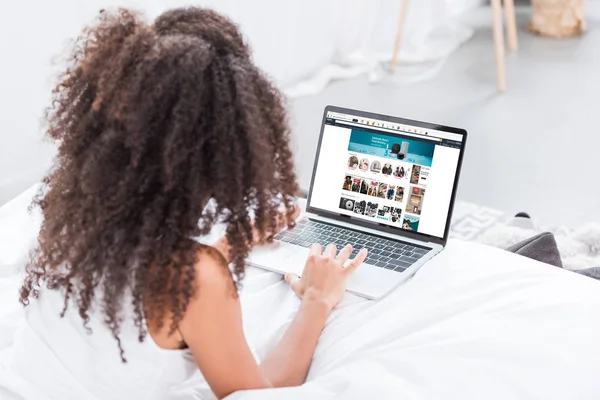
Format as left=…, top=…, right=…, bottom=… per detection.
left=168, top=0, right=479, bottom=97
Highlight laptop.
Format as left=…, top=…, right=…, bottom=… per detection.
left=247, top=105, right=467, bottom=299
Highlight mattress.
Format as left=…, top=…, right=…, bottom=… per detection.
left=1, top=186, right=600, bottom=400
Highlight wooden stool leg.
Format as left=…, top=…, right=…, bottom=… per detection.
left=389, top=0, right=410, bottom=67
left=504, top=0, right=518, bottom=51
left=491, top=0, right=507, bottom=92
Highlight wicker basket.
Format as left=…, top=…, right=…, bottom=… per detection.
left=529, top=0, right=586, bottom=38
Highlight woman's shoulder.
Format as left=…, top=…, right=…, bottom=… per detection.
left=194, top=244, right=235, bottom=290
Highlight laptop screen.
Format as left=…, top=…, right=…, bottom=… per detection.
left=308, top=109, right=465, bottom=240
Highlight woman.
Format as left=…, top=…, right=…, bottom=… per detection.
left=343, top=175, right=352, bottom=191
left=360, top=180, right=368, bottom=194
left=0, top=8, right=366, bottom=400
left=387, top=187, right=395, bottom=200
left=348, top=155, right=358, bottom=168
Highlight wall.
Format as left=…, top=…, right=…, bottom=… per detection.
left=0, top=0, right=149, bottom=205
left=0, top=0, right=338, bottom=205
left=0, top=0, right=480, bottom=205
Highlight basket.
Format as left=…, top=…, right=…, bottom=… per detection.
left=529, top=0, right=586, bottom=38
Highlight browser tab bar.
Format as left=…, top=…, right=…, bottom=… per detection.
left=327, top=111, right=463, bottom=141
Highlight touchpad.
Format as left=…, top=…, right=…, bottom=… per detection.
left=247, top=241, right=300, bottom=269
left=279, top=248, right=310, bottom=276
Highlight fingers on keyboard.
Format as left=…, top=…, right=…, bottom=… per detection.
left=275, top=221, right=428, bottom=273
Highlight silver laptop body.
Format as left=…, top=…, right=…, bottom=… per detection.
left=248, top=106, right=467, bottom=299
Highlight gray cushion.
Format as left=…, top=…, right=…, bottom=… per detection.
left=575, top=267, right=600, bottom=280
left=506, top=232, right=600, bottom=281
left=505, top=232, right=563, bottom=268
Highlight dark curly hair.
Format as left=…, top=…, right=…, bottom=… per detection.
left=19, top=7, right=298, bottom=360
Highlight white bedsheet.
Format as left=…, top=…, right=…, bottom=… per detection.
left=1, top=187, right=600, bottom=400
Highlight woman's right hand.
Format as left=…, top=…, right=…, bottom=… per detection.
left=285, top=244, right=367, bottom=311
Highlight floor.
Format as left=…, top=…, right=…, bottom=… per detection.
left=289, top=5, right=600, bottom=227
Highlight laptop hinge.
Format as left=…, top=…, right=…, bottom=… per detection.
left=305, top=213, right=440, bottom=250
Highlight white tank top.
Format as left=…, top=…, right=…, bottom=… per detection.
left=0, top=286, right=199, bottom=400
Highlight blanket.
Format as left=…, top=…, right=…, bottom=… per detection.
left=2, top=187, right=600, bottom=400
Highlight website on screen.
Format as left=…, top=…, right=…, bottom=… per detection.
left=309, top=111, right=463, bottom=239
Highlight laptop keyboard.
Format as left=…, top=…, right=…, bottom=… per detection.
left=273, top=220, right=430, bottom=273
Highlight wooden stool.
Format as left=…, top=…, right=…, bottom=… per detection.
left=491, top=0, right=518, bottom=92
left=389, top=0, right=518, bottom=92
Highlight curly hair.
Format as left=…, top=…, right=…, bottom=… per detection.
left=19, top=7, right=298, bottom=361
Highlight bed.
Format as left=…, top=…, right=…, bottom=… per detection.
left=1, top=186, right=600, bottom=400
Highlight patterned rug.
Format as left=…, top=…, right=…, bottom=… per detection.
left=449, top=201, right=508, bottom=241
left=449, top=201, right=600, bottom=270
left=449, top=201, right=573, bottom=241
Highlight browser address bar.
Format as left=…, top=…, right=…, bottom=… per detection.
left=334, top=120, right=441, bottom=142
